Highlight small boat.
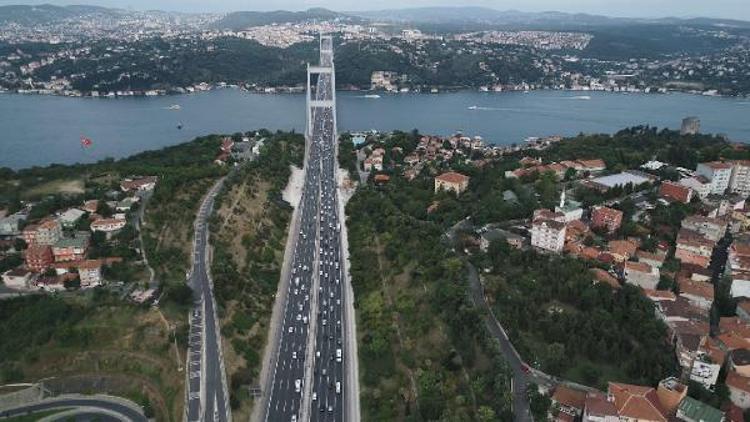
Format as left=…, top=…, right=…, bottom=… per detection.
left=177, top=122, right=183, bottom=130
left=363, top=94, right=381, bottom=99
left=168, top=104, right=182, bottom=110
left=468, top=105, right=478, bottom=110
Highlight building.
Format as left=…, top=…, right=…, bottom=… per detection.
left=731, top=349, right=750, bottom=377
left=551, top=385, right=587, bottom=420
left=588, top=171, right=654, bottom=191
left=1, top=268, right=33, bottom=289
left=624, top=261, right=660, bottom=289
left=656, top=377, right=688, bottom=416
left=51, top=233, right=90, bottom=263
left=90, top=218, right=127, bottom=234
left=637, top=250, right=666, bottom=269
left=22, top=218, right=62, bottom=246
left=676, top=396, right=724, bottom=422
left=0, top=212, right=26, bottom=237
left=583, top=391, right=619, bottom=422
left=730, top=161, right=750, bottom=197
left=697, top=162, right=733, bottom=195
left=434, top=172, right=470, bottom=195
left=681, top=116, right=701, bottom=135
left=727, top=371, right=750, bottom=409
left=120, top=176, right=157, bottom=192
left=660, top=181, right=694, bottom=204
left=608, top=382, right=667, bottom=422
left=690, top=356, right=722, bottom=390
left=555, top=190, right=584, bottom=223
left=480, top=229, right=524, bottom=251
left=78, top=260, right=102, bottom=287
left=678, top=277, right=715, bottom=311
left=680, top=176, right=712, bottom=200
left=681, top=215, right=726, bottom=242
left=370, top=71, right=399, bottom=91
left=531, top=216, right=566, bottom=253
left=57, top=208, right=86, bottom=229
left=25, top=244, right=53, bottom=272
left=591, top=206, right=623, bottom=233
left=676, top=229, right=716, bottom=268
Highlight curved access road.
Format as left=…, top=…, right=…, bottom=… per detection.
left=0, top=396, right=146, bottom=421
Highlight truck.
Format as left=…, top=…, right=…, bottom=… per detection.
left=336, top=348, right=342, bottom=362
left=295, top=379, right=301, bottom=393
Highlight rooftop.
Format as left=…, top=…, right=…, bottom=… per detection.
left=590, top=171, right=652, bottom=189
left=435, top=171, right=469, bottom=184
left=677, top=396, right=724, bottom=422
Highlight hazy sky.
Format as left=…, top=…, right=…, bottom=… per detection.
left=2, top=0, right=749, bottom=20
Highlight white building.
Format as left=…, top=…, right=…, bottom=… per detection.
left=531, top=218, right=566, bottom=253
left=1, top=268, right=33, bottom=289
left=690, top=357, right=722, bottom=390
left=679, top=176, right=711, bottom=200
left=697, top=162, right=733, bottom=195
left=731, top=160, right=750, bottom=197
left=624, top=261, right=660, bottom=290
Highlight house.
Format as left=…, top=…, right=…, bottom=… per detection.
left=90, top=218, right=127, bottom=234
left=680, top=176, right=712, bottom=200
left=656, top=377, right=688, bottom=416
left=677, top=396, right=724, bottom=422
left=51, top=232, right=90, bottom=262
left=22, top=218, right=62, bottom=246
left=681, top=215, right=727, bottom=242
left=591, top=206, right=623, bottom=233
left=697, top=162, right=733, bottom=195
left=608, top=239, right=638, bottom=262
left=0, top=212, right=26, bottom=237
left=678, top=276, right=715, bottom=311
left=531, top=218, right=566, bottom=253
left=78, top=260, right=102, bottom=287
left=434, top=172, right=470, bottom=195
left=1, top=267, right=34, bottom=289
left=608, top=382, right=667, bottom=422
left=577, top=159, right=607, bottom=172
left=644, top=289, right=677, bottom=303
left=120, top=176, right=157, bottom=192
left=25, top=244, right=53, bottom=272
left=373, top=174, right=390, bottom=184
left=115, top=196, right=140, bottom=212
left=730, top=349, right=750, bottom=377
left=676, top=229, right=716, bottom=268
left=82, top=200, right=99, bottom=214
left=583, top=391, right=619, bottom=422
left=57, top=208, right=86, bottom=228
left=656, top=297, right=709, bottom=323
left=590, top=268, right=621, bottom=289
left=726, top=370, right=750, bottom=409
left=551, top=385, right=587, bottom=420
left=690, top=355, right=722, bottom=390
left=637, top=250, right=666, bottom=268
left=660, top=181, right=694, bottom=204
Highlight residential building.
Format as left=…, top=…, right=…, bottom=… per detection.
left=51, top=233, right=90, bottom=262
left=730, top=161, right=750, bottom=197
left=608, top=239, right=638, bottom=262
left=681, top=215, right=727, bottom=242
left=680, top=176, right=712, bottom=200
left=608, top=382, right=667, bottom=422
left=676, top=396, right=724, bottom=422
left=1, top=268, right=33, bottom=289
left=531, top=218, right=566, bottom=253
left=82, top=200, right=99, bottom=214
left=551, top=385, right=587, bottom=420
left=637, top=250, right=666, bottom=268
left=591, top=206, right=623, bottom=232
left=434, top=172, right=470, bottom=195
left=590, top=268, right=621, bottom=289
left=697, top=162, right=733, bottom=195
left=678, top=276, right=715, bottom=311
left=78, top=260, right=102, bottom=287
left=676, top=229, right=716, bottom=268
left=0, top=212, right=26, bottom=237
left=25, top=244, right=53, bottom=271
left=22, top=218, right=62, bottom=246
left=577, top=158, right=607, bottom=172
left=58, top=208, right=86, bottom=228
left=681, top=116, right=701, bottom=135
left=660, top=181, right=694, bottom=204
left=582, top=391, right=619, bottom=422
left=690, top=356, right=722, bottom=390
left=731, top=349, right=750, bottom=378
left=624, top=261, right=660, bottom=289
left=120, top=176, right=157, bottom=192
left=90, top=218, right=127, bottom=233
left=727, top=371, right=750, bottom=409
left=656, top=377, right=688, bottom=416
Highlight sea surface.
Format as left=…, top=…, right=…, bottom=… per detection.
left=1, top=88, right=749, bottom=169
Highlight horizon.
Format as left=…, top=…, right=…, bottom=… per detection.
left=0, top=1, right=749, bottom=21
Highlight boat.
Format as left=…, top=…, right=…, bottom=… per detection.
left=168, top=104, right=182, bottom=110
left=572, top=95, right=592, bottom=100
left=468, top=105, right=478, bottom=110
left=177, top=122, right=183, bottom=130
left=363, top=94, right=381, bottom=99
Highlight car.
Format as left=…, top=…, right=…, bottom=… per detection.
left=328, top=405, right=333, bottom=413
left=292, top=351, right=297, bottom=359
left=312, top=392, right=317, bottom=401
left=288, top=327, right=294, bottom=333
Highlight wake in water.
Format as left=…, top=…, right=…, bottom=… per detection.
left=467, top=105, right=521, bottom=111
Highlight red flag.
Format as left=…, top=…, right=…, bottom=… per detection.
left=80, top=136, right=93, bottom=147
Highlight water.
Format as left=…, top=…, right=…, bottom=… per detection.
left=1, top=88, right=749, bottom=170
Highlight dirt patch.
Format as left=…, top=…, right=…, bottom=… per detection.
left=23, top=179, right=84, bottom=198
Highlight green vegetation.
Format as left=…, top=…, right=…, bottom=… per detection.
left=0, top=293, right=187, bottom=421
left=347, top=185, right=513, bottom=421
left=209, top=131, right=303, bottom=417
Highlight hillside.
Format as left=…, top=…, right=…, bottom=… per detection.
left=211, top=8, right=348, bottom=30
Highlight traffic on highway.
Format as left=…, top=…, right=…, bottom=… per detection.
left=265, top=35, right=347, bottom=422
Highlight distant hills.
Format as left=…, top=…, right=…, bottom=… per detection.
left=0, top=4, right=122, bottom=25
left=211, top=8, right=353, bottom=30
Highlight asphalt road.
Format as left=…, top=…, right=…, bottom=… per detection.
left=185, top=179, right=231, bottom=422
left=265, top=38, right=347, bottom=422
left=0, top=398, right=146, bottom=421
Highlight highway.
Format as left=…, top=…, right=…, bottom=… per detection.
left=185, top=179, right=231, bottom=422
left=264, top=35, right=352, bottom=422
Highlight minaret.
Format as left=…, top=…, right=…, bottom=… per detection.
left=559, top=189, right=566, bottom=209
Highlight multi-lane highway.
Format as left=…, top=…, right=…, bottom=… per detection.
left=264, top=35, right=352, bottom=422
left=185, top=179, right=231, bottom=422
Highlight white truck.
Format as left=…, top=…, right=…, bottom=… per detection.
left=336, top=348, right=342, bottom=363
